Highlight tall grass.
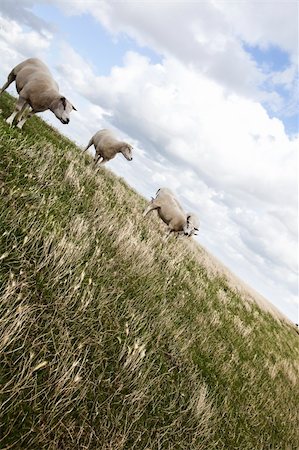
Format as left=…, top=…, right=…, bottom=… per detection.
left=0, top=93, right=298, bottom=449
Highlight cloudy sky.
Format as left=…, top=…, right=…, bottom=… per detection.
left=0, top=0, right=298, bottom=322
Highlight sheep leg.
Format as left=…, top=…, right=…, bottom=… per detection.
left=6, top=97, right=28, bottom=126
left=14, top=100, right=30, bottom=126
left=94, top=154, right=103, bottom=166
left=6, top=110, right=19, bottom=126
left=164, top=229, right=175, bottom=240
left=0, top=71, right=16, bottom=95
left=16, top=106, right=33, bottom=129
left=98, top=158, right=108, bottom=166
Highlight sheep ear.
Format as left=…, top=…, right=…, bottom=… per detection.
left=60, top=96, right=67, bottom=108
left=72, top=105, right=77, bottom=111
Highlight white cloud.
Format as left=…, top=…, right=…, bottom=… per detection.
left=214, top=0, right=298, bottom=56
left=59, top=0, right=298, bottom=118
left=0, top=15, right=52, bottom=73
left=72, top=1, right=264, bottom=95
left=0, top=0, right=53, bottom=35
left=57, top=47, right=297, bottom=201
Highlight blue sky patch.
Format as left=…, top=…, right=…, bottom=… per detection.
left=243, top=42, right=290, bottom=72
left=32, top=4, right=162, bottom=75
left=242, top=43, right=297, bottom=136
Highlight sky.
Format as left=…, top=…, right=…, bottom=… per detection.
left=0, top=0, right=298, bottom=322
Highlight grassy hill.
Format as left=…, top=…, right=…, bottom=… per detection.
left=0, top=92, right=298, bottom=450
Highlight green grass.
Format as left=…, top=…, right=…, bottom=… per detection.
left=0, top=92, right=298, bottom=450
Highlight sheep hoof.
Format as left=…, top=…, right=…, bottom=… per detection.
left=6, top=119, right=13, bottom=127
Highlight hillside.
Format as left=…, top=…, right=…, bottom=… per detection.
left=0, top=92, right=298, bottom=450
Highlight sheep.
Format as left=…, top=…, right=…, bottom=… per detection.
left=143, top=188, right=199, bottom=237
left=83, top=129, right=133, bottom=166
left=0, top=58, right=76, bottom=129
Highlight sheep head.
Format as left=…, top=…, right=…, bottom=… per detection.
left=51, top=96, right=77, bottom=124
left=184, top=213, right=200, bottom=237
left=120, top=143, right=133, bottom=161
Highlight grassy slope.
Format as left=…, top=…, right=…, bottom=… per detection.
left=0, top=93, right=298, bottom=450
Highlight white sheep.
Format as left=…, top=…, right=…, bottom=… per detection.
left=0, top=58, right=76, bottom=129
left=143, top=188, right=199, bottom=237
left=83, top=129, right=133, bottom=166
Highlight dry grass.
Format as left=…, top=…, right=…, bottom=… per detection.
left=0, top=93, right=298, bottom=449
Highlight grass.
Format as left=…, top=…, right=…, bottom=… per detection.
left=0, top=92, right=298, bottom=450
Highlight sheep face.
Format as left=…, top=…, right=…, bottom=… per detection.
left=51, top=96, right=76, bottom=124
left=185, top=214, right=200, bottom=237
left=121, top=144, right=133, bottom=161
left=182, top=222, right=192, bottom=236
